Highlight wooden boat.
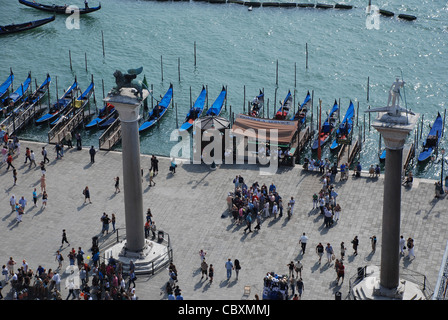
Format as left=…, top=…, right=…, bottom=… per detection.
left=274, top=91, right=292, bottom=120
left=50, top=81, right=94, bottom=126
left=179, top=86, right=207, bottom=132
left=0, top=72, right=14, bottom=100
left=290, top=91, right=311, bottom=125
left=249, top=90, right=264, bottom=117
left=18, top=0, right=101, bottom=14
left=35, top=79, right=78, bottom=125
left=418, top=112, right=443, bottom=162
left=0, top=15, right=54, bottom=35
left=205, top=86, right=226, bottom=116
left=85, top=103, right=115, bottom=129
left=139, top=83, right=173, bottom=132
left=311, top=100, right=339, bottom=150
left=330, top=100, right=355, bottom=151
left=1, top=72, right=32, bottom=114
left=98, top=112, right=118, bottom=130
left=12, top=74, right=51, bottom=115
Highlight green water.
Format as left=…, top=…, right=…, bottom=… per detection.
left=1, top=0, right=447, bottom=179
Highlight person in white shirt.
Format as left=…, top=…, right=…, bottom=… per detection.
left=288, top=197, right=295, bottom=215
left=399, top=235, right=406, bottom=255
left=299, top=233, right=308, bottom=254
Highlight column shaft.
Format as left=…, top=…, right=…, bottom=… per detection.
left=380, top=148, right=403, bottom=289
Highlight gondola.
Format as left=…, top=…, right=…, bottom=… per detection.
left=330, top=100, right=355, bottom=151
left=139, top=83, right=173, bottom=132
left=205, top=86, right=227, bottom=116
left=249, top=90, right=264, bottom=117
left=179, top=86, right=206, bottom=132
left=35, top=79, right=78, bottom=125
left=311, top=100, right=339, bottom=150
left=12, top=74, right=51, bottom=115
left=0, top=72, right=14, bottom=100
left=0, top=15, right=55, bottom=35
left=274, top=91, right=292, bottom=120
left=18, top=0, right=101, bottom=14
left=290, top=91, right=311, bottom=125
left=50, top=81, right=94, bottom=127
left=85, top=103, right=116, bottom=129
left=98, top=112, right=118, bottom=130
left=1, top=72, right=32, bottom=114
left=418, top=112, right=443, bottom=162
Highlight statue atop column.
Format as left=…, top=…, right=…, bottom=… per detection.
left=112, top=67, right=144, bottom=100
left=387, top=78, right=405, bottom=108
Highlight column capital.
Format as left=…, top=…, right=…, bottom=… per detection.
left=104, top=88, right=149, bottom=123
left=372, top=112, right=418, bottom=150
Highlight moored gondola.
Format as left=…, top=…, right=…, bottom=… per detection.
left=0, top=15, right=55, bottom=35
left=18, top=0, right=101, bottom=14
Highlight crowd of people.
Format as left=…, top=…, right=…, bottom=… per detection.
left=2, top=247, right=139, bottom=300
left=227, top=175, right=297, bottom=234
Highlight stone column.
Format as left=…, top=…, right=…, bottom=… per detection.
left=371, top=112, right=417, bottom=290
left=104, top=88, right=148, bottom=252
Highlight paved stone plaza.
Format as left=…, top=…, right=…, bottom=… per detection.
left=1, top=140, right=446, bottom=300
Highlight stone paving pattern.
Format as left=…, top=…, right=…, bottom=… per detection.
left=1, top=140, right=447, bottom=300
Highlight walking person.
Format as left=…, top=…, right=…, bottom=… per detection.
left=65, top=131, right=73, bottom=149
left=55, top=251, right=64, bottom=269
left=12, top=168, right=17, bottom=186
left=351, top=236, right=359, bottom=256
left=24, top=147, right=31, bottom=163
left=61, top=229, right=70, bottom=247
left=9, top=194, right=16, bottom=212
left=40, top=174, right=46, bottom=193
left=149, top=169, right=156, bottom=187
left=41, top=191, right=48, bottom=209
left=287, top=261, right=295, bottom=278
left=199, top=249, right=207, bottom=263
left=399, top=235, right=406, bottom=255
left=18, top=196, right=27, bottom=211
left=41, top=146, right=49, bottom=163
left=289, top=275, right=296, bottom=297
left=111, top=213, right=116, bottom=232
left=75, top=132, right=82, bottom=150
left=29, top=150, right=36, bottom=168
left=254, top=212, right=262, bottom=231
left=32, top=188, right=38, bottom=207
left=234, top=259, right=241, bottom=280
left=6, top=153, right=14, bottom=171
left=151, top=155, right=159, bottom=175
left=89, top=146, right=96, bottom=164
left=340, top=242, right=346, bottom=261
left=6, top=257, right=16, bottom=277
left=225, top=258, right=234, bottom=280
left=325, top=243, right=334, bottom=264
left=208, top=264, right=214, bottom=284
left=243, top=213, right=252, bottom=233
left=316, top=242, right=324, bottom=263
left=333, top=203, right=341, bottom=221
left=296, top=278, right=304, bottom=298
left=114, top=177, right=120, bottom=193
left=294, top=260, right=303, bottom=278
left=407, top=237, right=415, bottom=259
left=299, top=232, right=308, bottom=254
left=370, top=235, right=377, bottom=252
left=200, top=259, right=208, bottom=280
left=83, top=186, right=91, bottom=204
left=336, top=261, right=345, bottom=284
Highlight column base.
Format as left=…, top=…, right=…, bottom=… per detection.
left=104, top=239, right=170, bottom=275
left=350, top=265, right=427, bottom=300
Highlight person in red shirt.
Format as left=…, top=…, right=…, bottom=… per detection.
left=6, top=153, right=15, bottom=170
